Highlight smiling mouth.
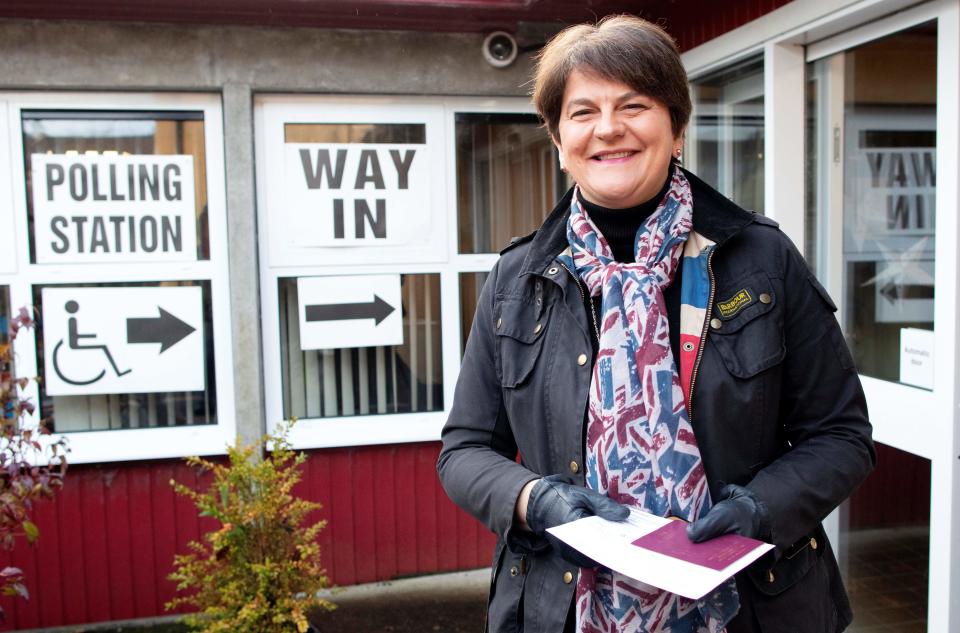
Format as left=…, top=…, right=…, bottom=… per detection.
left=593, top=151, right=636, bottom=161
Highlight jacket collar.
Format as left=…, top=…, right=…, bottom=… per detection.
left=518, top=167, right=756, bottom=277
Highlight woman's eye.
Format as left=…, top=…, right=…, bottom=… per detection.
left=570, top=109, right=592, bottom=118
left=624, top=103, right=648, bottom=111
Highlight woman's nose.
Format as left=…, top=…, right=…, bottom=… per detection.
left=594, top=110, right=624, bottom=140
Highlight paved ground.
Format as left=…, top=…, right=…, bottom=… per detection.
left=313, top=569, right=488, bottom=633
left=20, top=569, right=489, bottom=633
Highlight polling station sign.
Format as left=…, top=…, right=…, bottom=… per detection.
left=283, top=143, right=429, bottom=247
left=31, top=154, right=198, bottom=264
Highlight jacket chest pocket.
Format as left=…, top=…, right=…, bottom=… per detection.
left=709, top=274, right=785, bottom=378
left=494, top=297, right=551, bottom=388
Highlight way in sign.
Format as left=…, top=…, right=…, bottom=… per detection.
left=296, top=275, right=403, bottom=350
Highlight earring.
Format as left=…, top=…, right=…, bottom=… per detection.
left=557, top=149, right=567, bottom=173
left=674, top=147, right=683, bottom=162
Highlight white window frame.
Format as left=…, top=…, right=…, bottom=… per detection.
left=0, top=92, right=237, bottom=464
left=682, top=2, right=960, bottom=631
left=255, top=94, right=534, bottom=450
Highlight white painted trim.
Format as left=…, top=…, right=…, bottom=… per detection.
left=806, top=0, right=942, bottom=61
left=0, top=101, right=15, bottom=275
left=1, top=92, right=236, bottom=464
left=762, top=40, right=806, bottom=245
left=928, top=2, right=960, bottom=630
left=683, top=0, right=923, bottom=76
left=860, top=376, right=937, bottom=459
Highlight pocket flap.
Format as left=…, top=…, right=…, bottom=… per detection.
left=712, top=277, right=776, bottom=335
left=496, top=297, right=551, bottom=344
left=709, top=273, right=784, bottom=378
left=747, top=531, right=822, bottom=596
left=495, top=298, right=550, bottom=388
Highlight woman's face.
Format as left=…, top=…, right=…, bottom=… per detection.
left=555, top=69, right=682, bottom=209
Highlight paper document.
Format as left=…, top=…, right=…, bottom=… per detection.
left=547, top=508, right=774, bottom=600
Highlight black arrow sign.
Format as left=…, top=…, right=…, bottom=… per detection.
left=880, top=282, right=935, bottom=305
left=127, top=307, right=197, bottom=353
left=305, top=295, right=396, bottom=326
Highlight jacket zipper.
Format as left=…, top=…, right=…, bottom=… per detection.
left=557, top=261, right=600, bottom=345
left=686, top=247, right=717, bottom=425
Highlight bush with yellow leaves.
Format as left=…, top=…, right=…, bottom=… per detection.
left=166, top=420, right=333, bottom=632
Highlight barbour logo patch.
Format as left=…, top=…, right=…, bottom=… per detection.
left=717, top=289, right=753, bottom=319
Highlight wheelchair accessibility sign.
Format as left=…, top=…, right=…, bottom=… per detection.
left=41, top=286, right=204, bottom=396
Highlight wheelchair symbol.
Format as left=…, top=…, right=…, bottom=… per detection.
left=51, top=300, right=131, bottom=386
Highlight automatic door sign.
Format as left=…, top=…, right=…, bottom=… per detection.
left=42, top=286, right=204, bottom=396
left=297, top=275, right=402, bottom=350
left=284, top=143, right=428, bottom=247
left=31, top=154, right=197, bottom=264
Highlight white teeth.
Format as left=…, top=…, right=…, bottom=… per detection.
left=596, top=151, right=633, bottom=160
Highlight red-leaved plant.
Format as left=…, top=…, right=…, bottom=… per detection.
left=0, top=307, right=67, bottom=619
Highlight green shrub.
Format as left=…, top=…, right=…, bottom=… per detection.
left=166, top=421, right=333, bottom=632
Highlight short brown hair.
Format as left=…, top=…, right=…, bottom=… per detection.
left=532, top=15, right=691, bottom=142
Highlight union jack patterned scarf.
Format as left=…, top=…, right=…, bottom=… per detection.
left=560, top=169, right=739, bottom=632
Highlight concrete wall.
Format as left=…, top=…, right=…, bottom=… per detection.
left=0, top=18, right=536, bottom=448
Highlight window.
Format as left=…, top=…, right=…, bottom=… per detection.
left=278, top=275, right=442, bottom=420
left=689, top=57, right=765, bottom=213
left=808, top=23, right=937, bottom=386
left=22, top=111, right=210, bottom=263
left=456, top=113, right=564, bottom=253
left=257, top=97, right=560, bottom=448
left=0, top=93, right=235, bottom=463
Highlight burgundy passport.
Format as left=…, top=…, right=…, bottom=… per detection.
left=631, top=520, right=764, bottom=571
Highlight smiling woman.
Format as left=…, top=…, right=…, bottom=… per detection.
left=438, top=13, right=874, bottom=633
left=552, top=70, right=679, bottom=209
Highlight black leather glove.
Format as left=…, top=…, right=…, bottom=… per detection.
left=686, top=484, right=770, bottom=543
left=525, top=475, right=630, bottom=567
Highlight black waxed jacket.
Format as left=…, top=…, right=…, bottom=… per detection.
left=437, top=169, right=875, bottom=633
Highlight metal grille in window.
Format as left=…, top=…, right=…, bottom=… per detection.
left=279, top=274, right=443, bottom=419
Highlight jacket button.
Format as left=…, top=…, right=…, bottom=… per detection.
left=810, top=537, right=818, bottom=550
left=534, top=323, right=542, bottom=334
left=569, top=461, right=579, bottom=474
left=577, top=353, right=588, bottom=366
left=709, top=318, right=722, bottom=330
left=759, top=293, right=772, bottom=304
left=547, top=266, right=559, bottom=275
left=562, top=571, right=574, bottom=584
left=766, top=570, right=775, bottom=583
left=510, top=566, right=519, bottom=577
left=496, top=318, right=502, bottom=329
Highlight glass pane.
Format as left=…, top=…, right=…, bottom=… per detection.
left=690, top=57, right=765, bottom=213
left=284, top=123, right=425, bottom=144
left=812, top=23, right=937, bottom=385
left=278, top=274, right=443, bottom=419
left=33, top=280, right=217, bottom=432
left=841, top=443, right=930, bottom=632
left=456, top=113, right=563, bottom=253
left=22, top=111, right=210, bottom=262
left=459, top=272, right=489, bottom=353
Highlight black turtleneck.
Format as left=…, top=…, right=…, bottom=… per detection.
left=577, top=165, right=684, bottom=369
left=577, top=166, right=674, bottom=263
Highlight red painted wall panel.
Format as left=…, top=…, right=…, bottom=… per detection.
left=662, top=0, right=793, bottom=52
left=848, top=443, right=931, bottom=529
left=0, top=443, right=494, bottom=630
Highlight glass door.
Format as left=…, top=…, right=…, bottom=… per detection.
left=808, top=20, right=937, bottom=633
